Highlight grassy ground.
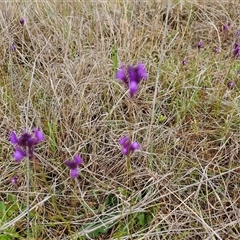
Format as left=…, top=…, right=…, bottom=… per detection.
left=1, top=0, right=240, bottom=239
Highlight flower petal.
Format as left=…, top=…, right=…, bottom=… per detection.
left=128, top=66, right=137, bottom=83
left=65, top=160, right=77, bottom=169
left=116, top=65, right=127, bottom=84
left=10, top=131, right=19, bottom=144
left=70, top=168, right=79, bottom=178
left=129, top=80, right=138, bottom=97
left=73, top=155, right=83, bottom=165
left=137, top=63, right=148, bottom=79
left=34, top=128, right=45, bottom=142
left=119, top=136, right=129, bottom=146
left=13, top=147, right=26, bottom=162
left=122, top=147, right=129, bottom=155
left=131, top=142, right=140, bottom=151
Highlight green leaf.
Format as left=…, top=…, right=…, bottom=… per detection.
left=158, top=114, right=167, bottom=123
left=0, top=234, right=11, bottom=240
left=111, top=45, right=118, bottom=76
left=136, top=212, right=146, bottom=227
left=113, top=223, right=128, bottom=238
left=0, top=202, right=6, bottom=214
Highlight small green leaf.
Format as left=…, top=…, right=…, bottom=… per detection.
left=158, top=114, right=167, bottom=123
left=0, top=235, right=11, bottom=240
left=136, top=212, right=146, bottom=227
left=0, top=202, right=6, bottom=214
left=111, top=45, right=118, bottom=76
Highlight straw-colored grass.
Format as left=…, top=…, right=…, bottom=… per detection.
left=1, top=0, right=240, bottom=239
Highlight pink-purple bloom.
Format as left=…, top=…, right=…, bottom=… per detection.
left=223, top=23, right=229, bottom=31
left=11, top=176, right=18, bottom=185
left=233, top=43, right=240, bottom=58
left=198, top=40, right=203, bottom=50
left=119, top=136, right=140, bottom=156
left=65, top=155, right=83, bottom=178
left=214, top=46, right=220, bottom=53
left=10, top=128, right=45, bottom=161
left=182, top=59, right=187, bottom=65
left=11, top=44, right=16, bottom=52
left=20, top=17, right=25, bottom=26
left=227, top=80, right=234, bottom=88
left=116, top=63, right=147, bottom=97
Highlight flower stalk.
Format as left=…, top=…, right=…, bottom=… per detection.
left=10, top=128, right=44, bottom=239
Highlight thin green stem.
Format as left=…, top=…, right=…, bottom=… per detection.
left=128, top=99, right=133, bottom=240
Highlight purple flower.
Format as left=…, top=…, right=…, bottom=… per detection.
left=119, top=136, right=140, bottom=156
left=227, top=80, right=234, bottom=88
left=65, top=155, right=83, bottom=178
left=182, top=59, right=187, bottom=65
left=233, top=43, right=240, bottom=58
left=11, top=176, right=18, bottom=185
left=11, top=44, right=16, bottom=52
left=10, top=128, right=45, bottom=161
left=237, top=31, right=240, bottom=37
left=20, top=17, right=25, bottom=26
left=116, top=63, right=147, bottom=97
left=223, top=23, right=229, bottom=31
left=198, top=40, right=203, bottom=50
left=214, top=46, right=220, bottom=53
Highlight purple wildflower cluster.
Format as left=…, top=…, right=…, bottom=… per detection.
left=8, top=19, right=240, bottom=185
left=116, top=62, right=145, bottom=155
left=116, top=63, right=148, bottom=97
left=10, top=128, right=44, bottom=161
left=10, top=128, right=84, bottom=179
left=10, top=51, right=146, bottom=179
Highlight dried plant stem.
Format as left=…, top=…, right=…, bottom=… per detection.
left=26, top=148, right=30, bottom=239
left=126, top=155, right=133, bottom=240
